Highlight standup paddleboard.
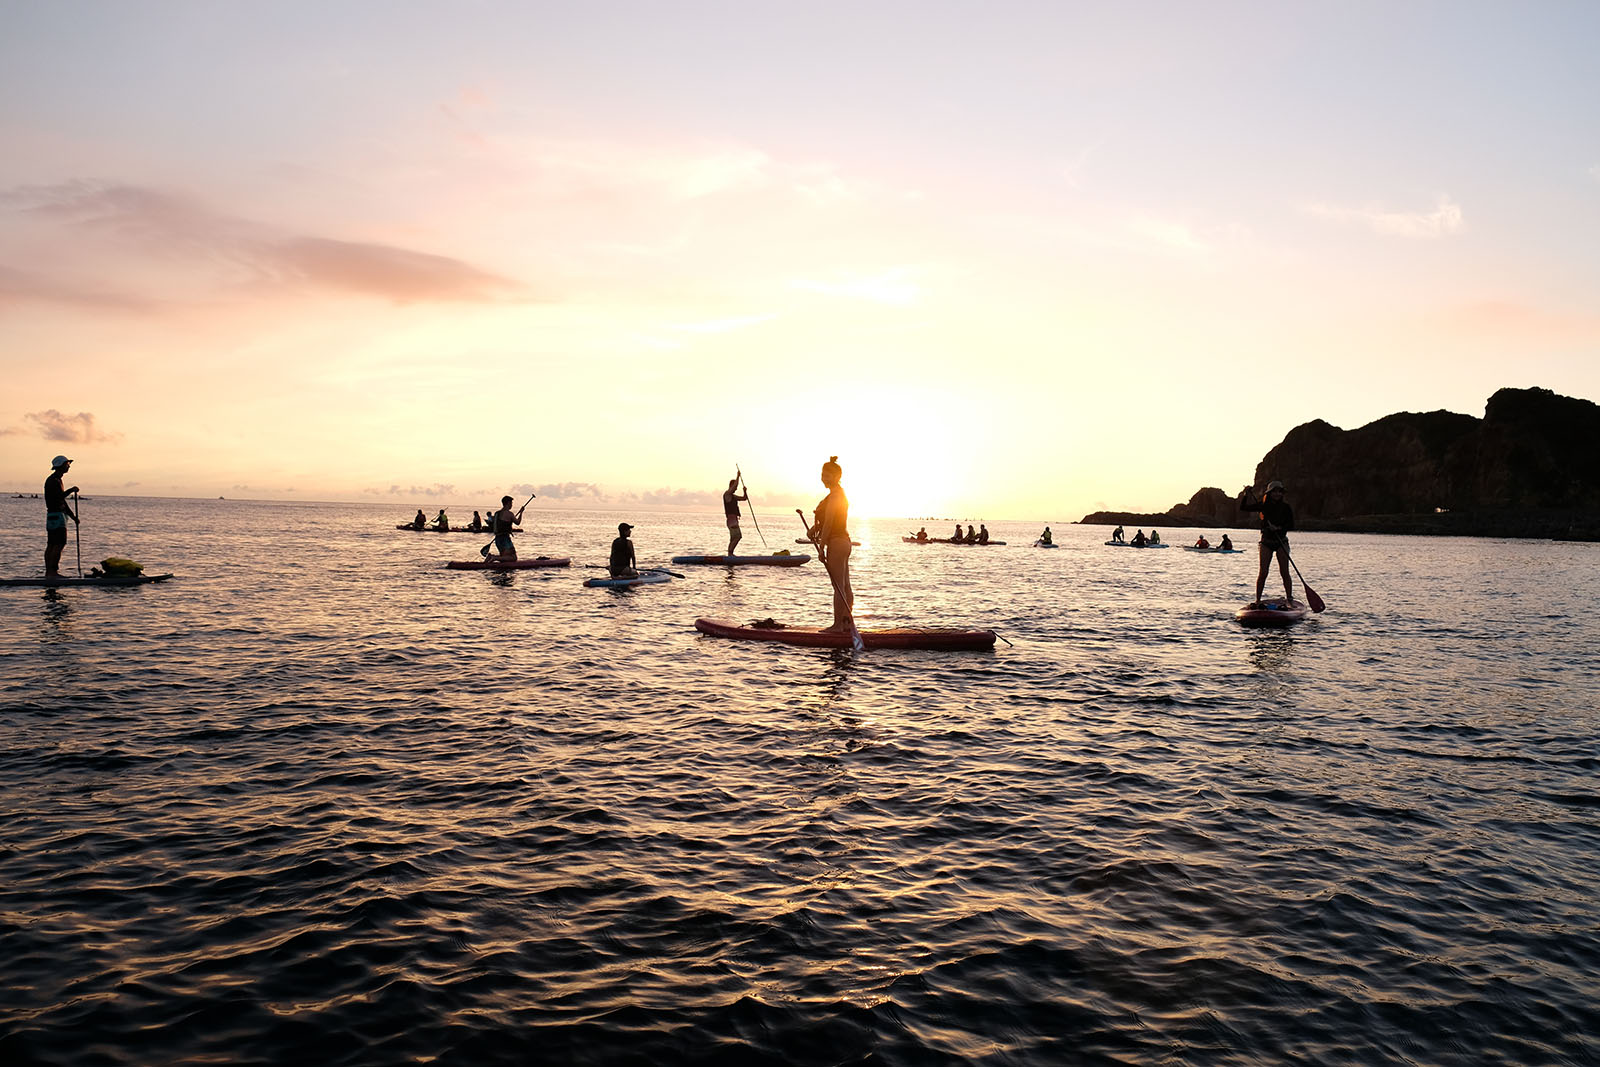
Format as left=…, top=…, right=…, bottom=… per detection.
left=672, top=554, right=809, bottom=566
left=695, top=617, right=996, bottom=651
left=0, top=573, right=174, bottom=588
left=583, top=570, right=671, bottom=588
left=445, top=557, right=570, bottom=570
left=1033, top=540, right=1058, bottom=548
left=1106, top=541, right=1167, bottom=548
left=1184, top=546, right=1242, bottom=554
left=1234, top=599, right=1310, bottom=627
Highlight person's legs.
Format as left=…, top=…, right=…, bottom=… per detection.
left=728, top=520, right=742, bottom=556
left=45, top=522, right=66, bottom=575
left=1277, top=547, right=1294, bottom=601
left=1255, top=542, right=1272, bottom=602
left=827, top=541, right=854, bottom=629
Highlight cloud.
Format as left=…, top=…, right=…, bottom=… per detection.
left=518, top=482, right=605, bottom=501
left=617, top=487, right=721, bottom=508
left=2, top=181, right=526, bottom=306
left=0, top=264, right=155, bottom=311
left=791, top=268, right=922, bottom=305
left=364, top=483, right=459, bottom=498
left=23, top=410, right=122, bottom=444
left=1304, top=195, right=1464, bottom=238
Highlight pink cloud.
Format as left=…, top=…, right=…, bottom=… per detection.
left=23, top=410, right=123, bottom=444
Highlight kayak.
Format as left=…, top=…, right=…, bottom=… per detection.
left=445, top=557, right=570, bottom=570
left=0, top=573, right=174, bottom=588
left=695, top=617, right=997, bottom=651
left=1106, top=540, right=1168, bottom=548
left=901, top=538, right=1008, bottom=546
left=1033, top=540, right=1058, bottom=548
left=1235, top=599, right=1310, bottom=627
left=584, top=570, right=672, bottom=588
left=397, top=525, right=518, bottom=533
left=672, top=554, right=810, bottom=566
left=796, top=538, right=859, bottom=545
left=1185, top=546, right=1242, bottom=554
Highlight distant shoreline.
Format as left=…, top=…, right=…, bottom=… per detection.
left=1078, top=509, right=1600, bottom=541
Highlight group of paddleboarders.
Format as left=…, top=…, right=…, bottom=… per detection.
left=1192, top=534, right=1235, bottom=550
left=405, top=508, right=492, bottom=533
left=907, top=523, right=991, bottom=544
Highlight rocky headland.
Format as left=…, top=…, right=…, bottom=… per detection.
left=1079, top=387, right=1600, bottom=540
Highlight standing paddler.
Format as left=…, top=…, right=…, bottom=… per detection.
left=808, top=456, right=855, bottom=634
left=44, top=455, right=79, bottom=577
left=722, top=474, right=749, bottom=556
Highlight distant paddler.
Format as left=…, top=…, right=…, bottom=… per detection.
left=722, top=474, right=749, bottom=556
left=432, top=509, right=450, bottom=532
left=484, top=493, right=532, bottom=564
left=1039, top=526, right=1053, bottom=545
left=44, top=455, right=79, bottom=578
left=410, top=508, right=426, bottom=531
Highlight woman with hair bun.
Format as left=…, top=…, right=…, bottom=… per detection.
left=809, top=456, right=854, bottom=633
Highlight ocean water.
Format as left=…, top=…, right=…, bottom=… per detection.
left=2, top=496, right=1597, bottom=1065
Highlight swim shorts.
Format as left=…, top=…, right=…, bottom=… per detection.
left=494, top=532, right=514, bottom=554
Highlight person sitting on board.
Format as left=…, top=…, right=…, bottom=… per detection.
left=915, top=526, right=928, bottom=542
left=609, top=522, right=638, bottom=579
left=1131, top=529, right=1148, bottom=547
left=1219, top=534, right=1233, bottom=551
left=44, top=455, right=79, bottom=577
left=1039, top=526, right=1053, bottom=545
left=810, top=456, right=854, bottom=633
left=485, top=495, right=529, bottom=564
left=1149, top=529, right=1161, bottom=544
left=1240, top=480, right=1295, bottom=605
left=1112, top=524, right=1125, bottom=543
left=1195, top=534, right=1211, bottom=549
left=951, top=523, right=963, bottom=542
left=411, top=508, right=427, bottom=531
left=964, top=524, right=977, bottom=544
left=723, top=476, right=749, bottom=556
left=467, top=511, right=484, bottom=532
left=977, top=524, right=990, bottom=545
left=433, top=509, right=450, bottom=532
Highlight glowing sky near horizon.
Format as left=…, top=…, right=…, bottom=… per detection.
left=3, top=1, right=1598, bottom=519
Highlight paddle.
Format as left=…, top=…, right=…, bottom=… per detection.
left=479, top=493, right=535, bottom=556
left=72, top=488, right=82, bottom=577
left=796, top=508, right=864, bottom=652
left=1284, top=550, right=1326, bottom=612
left=736, top=464, right=768, bottom=548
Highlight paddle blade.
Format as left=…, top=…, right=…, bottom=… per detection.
left=1304, top=584, right=1326, bottom=613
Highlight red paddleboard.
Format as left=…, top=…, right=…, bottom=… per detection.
left=1234, top=599, right=1310, bottom=627
left=695, top=617, right=996, bottom=651
left=445, top=557, right=570, bottom=570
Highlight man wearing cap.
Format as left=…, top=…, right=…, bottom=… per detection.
left=1240, top=480, right=1295, bottom=604
left=609, top=522, right=638, bottom=579
left=44, top=456, right=79, bottom=577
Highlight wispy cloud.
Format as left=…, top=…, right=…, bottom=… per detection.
left=1304, top=195, right=1464, bottom=238
left=0, top=264, right=156, bottom=311
left=791, top=268, right=922, bottom=305
left=1, top=181, right=527, bottom=307
left=520, top=482, right=604, bottom=501
left=22, top=410, right=123, bottom=444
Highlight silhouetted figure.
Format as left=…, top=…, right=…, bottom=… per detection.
left=485, top=494, right=529, bottom=564
left=1132, top=530, right=1148, bottom=547
left=809, top=457, right=854, bottom=633
left=723, top=476, right=749, bottom=555
left=433, top=509, right=450, bottom=532
left=978, top=524, right=990, bottom=545
left=610, top=522, right=638, bottom=578
left=1039, top=526, right=1053, bottom=545
left=411, top=509, right=426, bottom=531
left=44, top=456, right=79, bottom=577
left=1240, top=480, right=1295, bottom=604
left=1112, top=525, right=1125, bottom=543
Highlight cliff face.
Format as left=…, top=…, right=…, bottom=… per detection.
left=1078, top=387, right=1600, bottom=538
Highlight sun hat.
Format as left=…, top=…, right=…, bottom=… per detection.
left=1266, top=480, right=1285, bottom=492
left=51, top=455, right=71, bottom=468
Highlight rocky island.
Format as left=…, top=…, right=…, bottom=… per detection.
left=1079, top=387, right=1600, bottom=540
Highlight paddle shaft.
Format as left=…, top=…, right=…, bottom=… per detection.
left=480, top=492, right=535, bottom=555
left=1283, top=550, right=1326, bottom=612
left=72, top=489, right=81, bottom=577
left=796, top=508, right=862, bottom=650
left=736, top=465, right=767, bottom=548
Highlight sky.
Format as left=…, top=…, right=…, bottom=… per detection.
left=3, top=0, right=1598, bottom=520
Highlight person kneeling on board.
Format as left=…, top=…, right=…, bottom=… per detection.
left=609, top=523, right=638, bottom=579
left=485, top=495, right=529, bottom=564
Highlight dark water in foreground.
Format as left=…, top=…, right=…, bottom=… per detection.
left=2, top=497, right=1598, bottom=1065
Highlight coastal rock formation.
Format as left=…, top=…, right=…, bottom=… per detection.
left=1079, top=387, right=1600, bottom=538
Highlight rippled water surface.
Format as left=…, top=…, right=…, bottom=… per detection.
left=2, top=497, right=1597, bottom=1065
